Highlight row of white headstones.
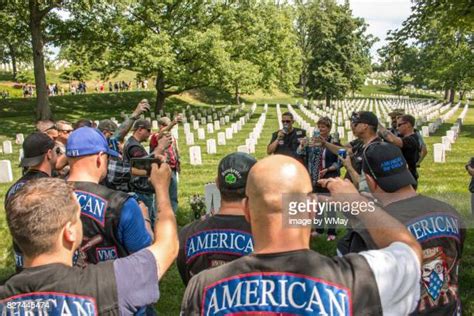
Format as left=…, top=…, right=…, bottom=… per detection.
left=187, top=103, right=269, bottom=165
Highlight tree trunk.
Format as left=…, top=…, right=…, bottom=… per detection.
left=154, top=68, right=167, bottom=113
left=325, top=94, right=331, bottom=107
left=300, top=72, right=308, bottom=98
left=235, top=85, right=240, bottom=105
left=29, top=0, right=51, bottom=120
left=449, top=87, right=455, bottom=103
left=459, top=91, right=464, bottom=101
left=444, top=88, right=449, bottom=101
left=8, top=43, right=17, bottom=81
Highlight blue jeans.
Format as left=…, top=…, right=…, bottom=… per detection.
left=136, top=193, right=156, bottom=228
left=169, top=170, right=179, bottom=213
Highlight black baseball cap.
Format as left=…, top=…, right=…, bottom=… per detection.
left=218, top=153, right=257, bottom=190
left=98, top=119, right=118, bottom=132
left=20, top=132, right=55, bottom=167
left=351, top=111, right=378, bottom=127
left=132, top=119, right=152, bottom=131
left=362, top=142, right=416, bottom=192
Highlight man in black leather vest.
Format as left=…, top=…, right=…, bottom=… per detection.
left=1, top=163, right=178, bottom=314
left=181, top=155, right=423, bottom=315
left=177, top=153, right=256, bottom=285
left=346, top=142, right=465, bottom=315
left=5, top=132, right=58, bottom=270
left=66, top=127, right=152, bottom=266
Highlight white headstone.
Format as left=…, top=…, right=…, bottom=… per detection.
left=433, top=143, right=445, bottom=163
left=347, top=131, right=354, bottom=142
left=198, top=128, right=205, bottom=140
left=345, top=121, right=351, bottom=130
left=225, top=116, right=230, bottom=123
left=3, top=141, right=12, bottom=154
left=0, top=160, right=13, bottom=183
left=442, top=136, right=451, bottom=151
left=193, top=121, right=199, bottom=130
left=186, top=133, right=195, bottom=145
left=422, top=126, right=429, bottom=137
left=18, top=149, right=24, bottom=162
left=217, top=132, right=226, bottom=145
left=201, top=118, right=207, bottom=125
left=206, top=139, right=217, bottom=154
left=337, top=126, right=345, bottom=139
left=446, top=131, right=455, bottom=143
left=171, top=126, right=179, bottom=140
left=220, top=117, right=226, bottom=126
left=189, top=146, right=202, bottom=165
left=152, top=120, right=159, bottom=130
left=225, top=128, right=233, bottom=139
left=16, top=134, right=24, bottom=145
left=184, top=123, right=191, bottom=134
left=237, top=145, right=249, bottom=154
left=204, top=183, right=221, bottom=214
left=207, top=123, right=214, bottom=134
left=214, top=121, right=220, bottom=130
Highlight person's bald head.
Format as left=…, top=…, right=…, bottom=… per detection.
left=245, top=155, right=312, bottom=253
left=246, top=155, right=312, bottom=213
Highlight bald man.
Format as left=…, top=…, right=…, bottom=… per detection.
left=181, top=155, right=423, bottom=315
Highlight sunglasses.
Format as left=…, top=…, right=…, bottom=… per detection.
left=59, top=129, right=73, bottom=134
left=397, top=122, right=407, bottom=127
left=54, top=147, right=62, bottom=155
left=281, top=120, right=292, bottom=123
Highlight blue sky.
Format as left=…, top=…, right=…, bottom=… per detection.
left=340, top=0, right=413, bottom=61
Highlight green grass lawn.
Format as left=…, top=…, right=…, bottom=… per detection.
left=0, top=91, right=472, bottom=314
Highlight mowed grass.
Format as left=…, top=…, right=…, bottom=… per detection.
left=0, top=91, right=472, bottom=315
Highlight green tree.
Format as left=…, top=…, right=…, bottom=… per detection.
left=0, top=7, right=31, bottom=81
left=305, top=0, right=374, bottom=106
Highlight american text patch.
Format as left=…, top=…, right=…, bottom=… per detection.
left=0, top=292, right=98, bottom=316
left=407, top=213, right=460, bottom=242
left=75, top=191, right=108, bottom=226
left=185, top=230, right=253, bottom=263
left=202, top=272, right=351, bottom=316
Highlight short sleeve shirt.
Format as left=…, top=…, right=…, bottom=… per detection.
left=401, top=134, right=420, bottom=177
left=269, top=128, right=306, bottom=160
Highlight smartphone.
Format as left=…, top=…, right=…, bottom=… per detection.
left=130, top=158, right=162, bottom=173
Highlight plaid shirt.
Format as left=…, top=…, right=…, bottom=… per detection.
left=104, top=157, right=131, bottom=192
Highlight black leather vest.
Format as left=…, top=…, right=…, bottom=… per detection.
left=0, top=261, right=119, bottom=315
left=71, top=181, right=130, bottom=266
left=123, top=136, right=154, bottom=193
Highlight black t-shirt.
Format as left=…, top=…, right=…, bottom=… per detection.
left=177, top=214, right=253, bottom=285
left=269, top=128, right=306, bottom=160
left=181, top=249, right=382, bottom=315
left=5, top=170, right=49, bottom=208
left=401, top=133, right=420, bottom=179
left=348, top=136, right=382, bottom=175
left=347, top=195, right=465, bottom=316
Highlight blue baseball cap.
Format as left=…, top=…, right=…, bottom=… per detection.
left=66, top=127, right=119, bottom=158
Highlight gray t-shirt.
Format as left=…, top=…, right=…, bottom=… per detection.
left=114, top=249, right=159, bottom=314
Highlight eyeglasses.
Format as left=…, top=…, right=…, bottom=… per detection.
left=397, top=122, right=407, bottom=127
left=54, top=147, right=62, bottom=155
left=281, top=120, right=292, bottom=123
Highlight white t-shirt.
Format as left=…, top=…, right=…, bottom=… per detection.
left=360, top=242, right=421, bottom=316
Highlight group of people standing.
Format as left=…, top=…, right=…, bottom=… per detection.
left=0, top=104, right=466, bottom=315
